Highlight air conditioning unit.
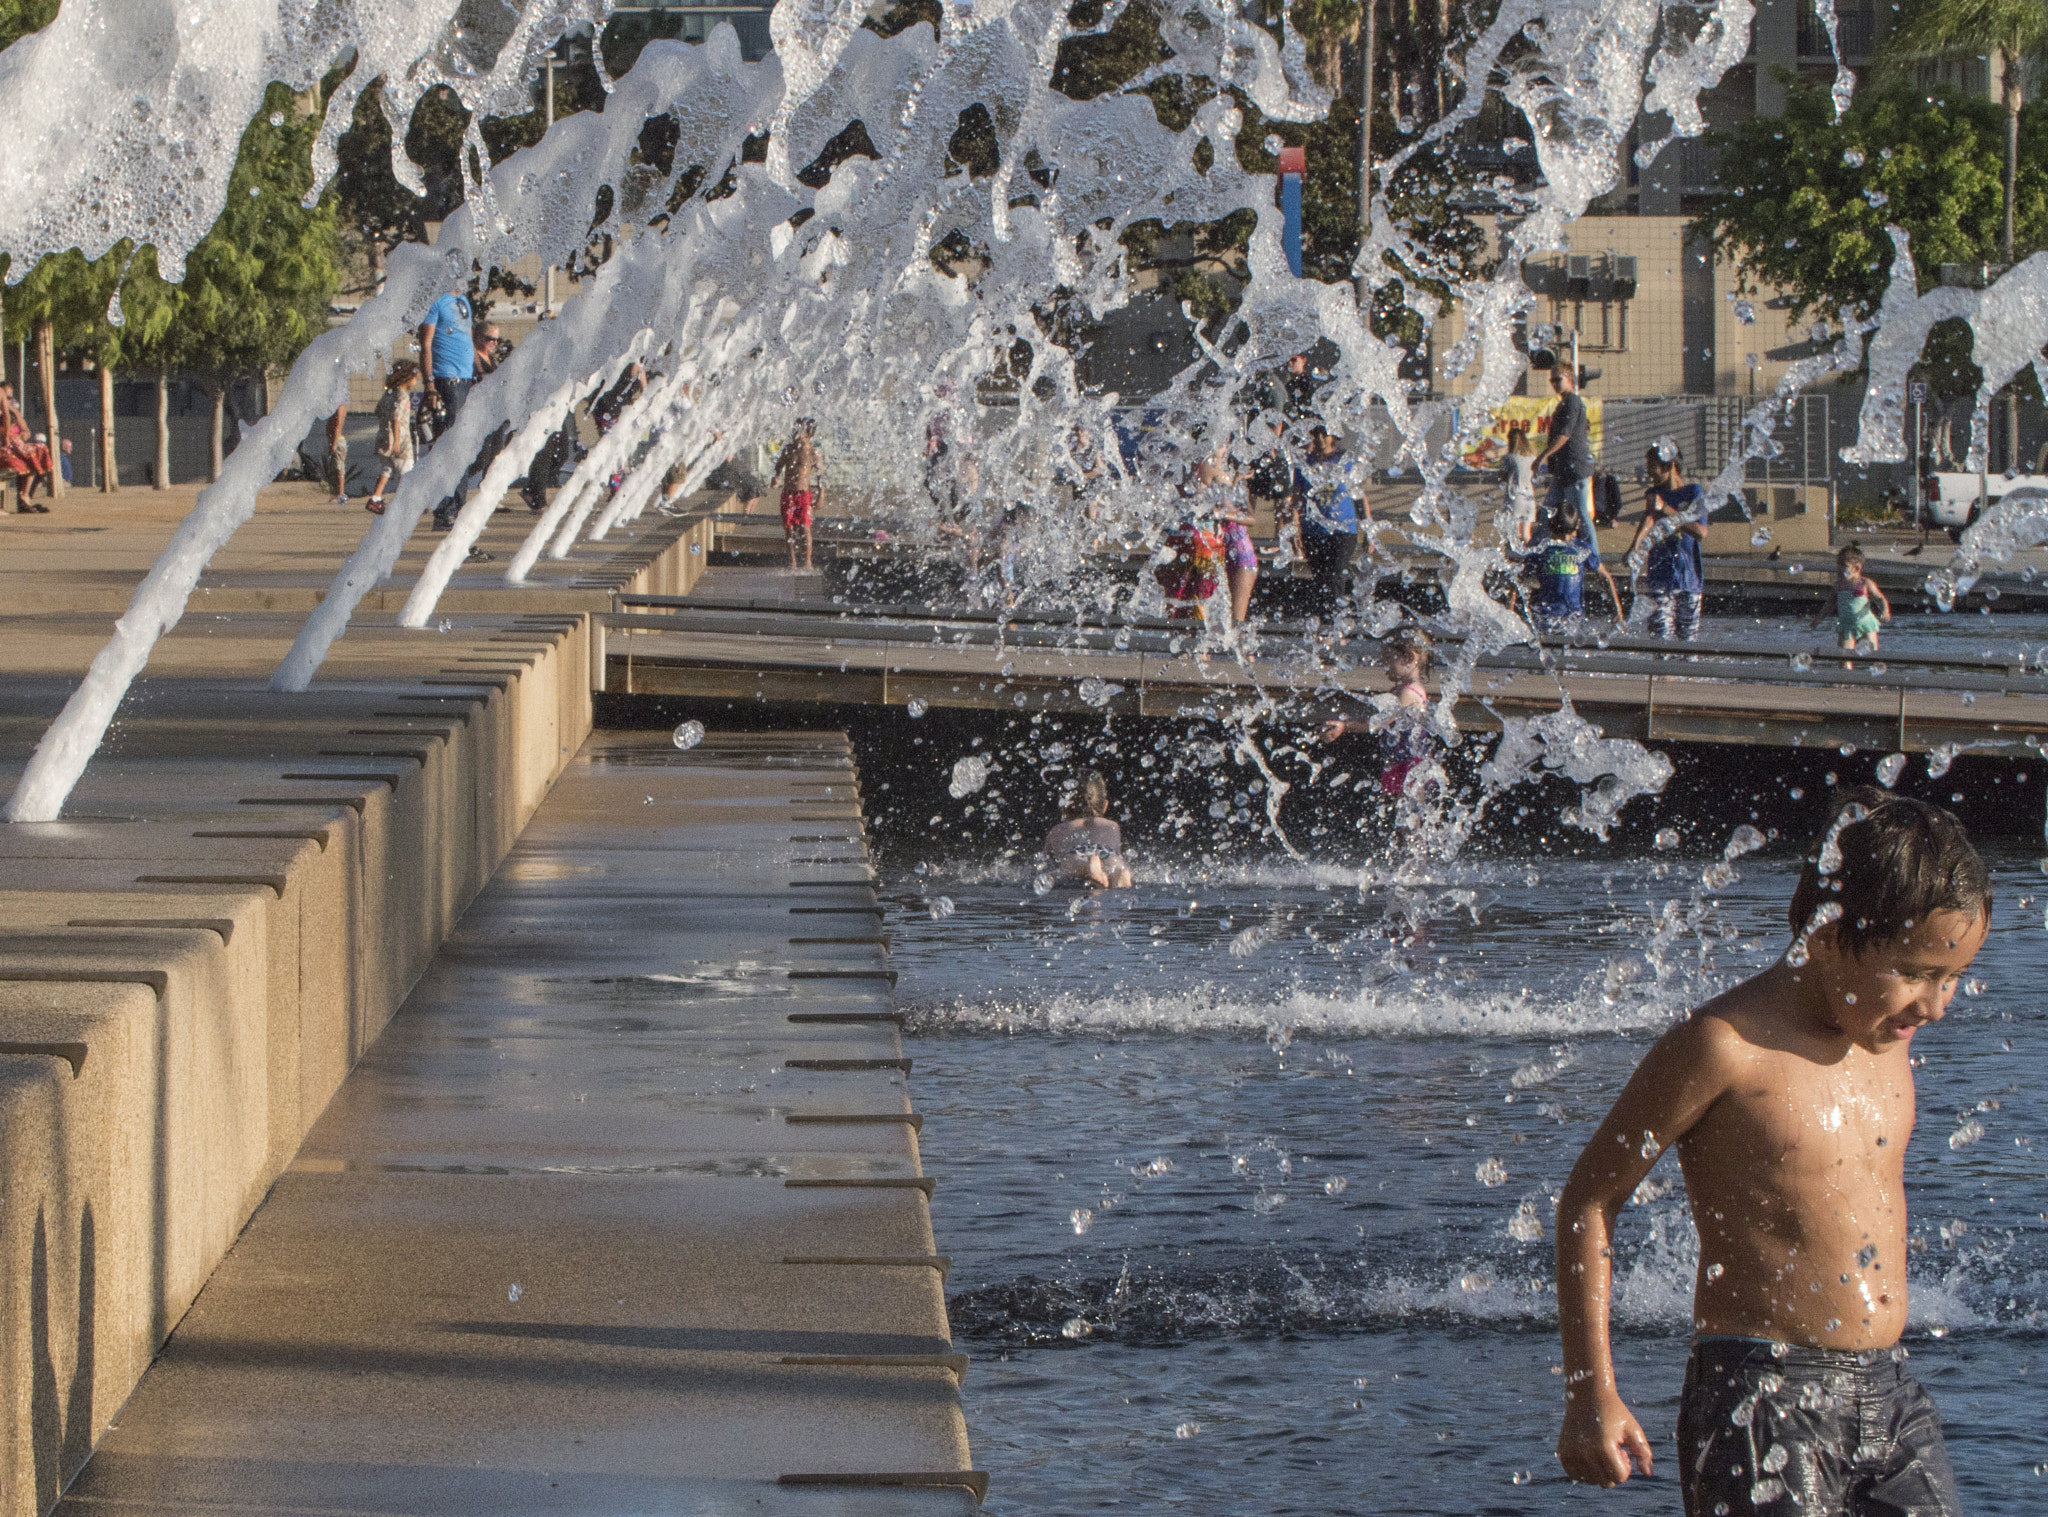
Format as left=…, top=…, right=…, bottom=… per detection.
left=1565, top=255, right=1593, bottom=299
left=1610, top=255, right=1638, bottom=300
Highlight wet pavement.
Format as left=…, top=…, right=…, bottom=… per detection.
left=55, top=730, right=979, bottom=1515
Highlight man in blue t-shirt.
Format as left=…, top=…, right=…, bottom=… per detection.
left=1515, top=496, right=1623, bottom=635
left=1289, top=425, right=1366, bottom=615
left=419, top=288, right=476, bottom=433
left=1626, top=444, right=1709, bottom=640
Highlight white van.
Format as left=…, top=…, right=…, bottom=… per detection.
left=1923, top=471, right=2048, bottom=540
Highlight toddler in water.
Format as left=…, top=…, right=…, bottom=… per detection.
left=1555, top=789, right=1990, bottom=1515
left=1820, top=542, right=1891, bottom=657
left=1041, top=769, right=1133, bottom=889
left=1319, top=635, right=1437, bottom=795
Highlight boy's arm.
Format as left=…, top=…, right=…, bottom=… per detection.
left=1556, top=1017, right=1739, bottom=1487
left=1596, top=560, right=1625, bottom=623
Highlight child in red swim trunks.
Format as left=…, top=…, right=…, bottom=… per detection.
left=1319, top=634, right=1438, bottom=796
left=772, top=418, right=820, bottom=570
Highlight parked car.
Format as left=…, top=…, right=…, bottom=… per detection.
left=1923, top=471, right=2048, bottom=541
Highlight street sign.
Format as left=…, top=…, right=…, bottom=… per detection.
left=1909, top=382, right=1928, bottom=403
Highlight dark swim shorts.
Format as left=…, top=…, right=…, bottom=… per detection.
left=1679, top=1337, right=1960, bottom=1517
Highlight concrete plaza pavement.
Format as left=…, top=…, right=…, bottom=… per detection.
left=53, top=729, right=975, bottom=1514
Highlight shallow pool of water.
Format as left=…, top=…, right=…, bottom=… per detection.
left=888, top=844, right=2048, bottom=1512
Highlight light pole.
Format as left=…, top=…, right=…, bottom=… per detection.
left=1354, top=0, right=1375, bottom=311
left=542, top=51, right=557, bottom=317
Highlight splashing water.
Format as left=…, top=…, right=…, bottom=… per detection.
left=671, top=720, right=706, bottom=751
left=950, top=755, right=991, bottom=799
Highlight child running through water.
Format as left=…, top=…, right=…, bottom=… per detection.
left=1555, top=789, right=1991, bottom=1515
left=1821, top=543, right=1891, bottom=658
left=1041, top=769, right=1133, bottom=889
left=1318, top=634, right=1438, bottom=796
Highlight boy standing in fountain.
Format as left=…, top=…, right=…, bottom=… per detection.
left=773, top=417, right=820, bottom=571
left=1555, top=791, right=1990, bottom=1515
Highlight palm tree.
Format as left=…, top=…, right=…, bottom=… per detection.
left=1887, top=0, right=2047, bottom=469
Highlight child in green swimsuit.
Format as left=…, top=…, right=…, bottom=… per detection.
left=1822, top=542, right=1889, bottom=657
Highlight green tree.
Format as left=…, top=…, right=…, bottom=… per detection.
left=0, top=0, right=58, bottom=51
left=172, top=85, right=340, bottom=477
left=1692, top=82, right=2046, bottom=406
left=1886, top=0, right=2048, bottom=266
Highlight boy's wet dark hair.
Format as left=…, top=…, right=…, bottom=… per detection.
left=1788, top=787, right=1992, bottom=954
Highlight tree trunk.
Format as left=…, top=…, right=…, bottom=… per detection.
left=153, top=370, right=170, bottom=489
left=34, top=319, right=63, bottom=497
left=208, top=387, right=225, bottom=482
left=98, top=361, right=118, bottom=492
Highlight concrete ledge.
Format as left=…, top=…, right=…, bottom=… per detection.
left=0, top=618, right=598, bottom=1515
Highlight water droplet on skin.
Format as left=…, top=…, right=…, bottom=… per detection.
left=672, top=720, right=705, bottom=750
left=1706, top=1262, right=1725, bottom=1280
left=1639, top=1130, right=1659, bottom=1158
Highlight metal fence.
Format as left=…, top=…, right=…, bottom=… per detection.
left=1599, top=394, right=1831, bottom=485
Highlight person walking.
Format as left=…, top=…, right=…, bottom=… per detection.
left=324, top=402, right=350, bottom=502
left=773, top=417, right=820, bottom=571
left=1626, top=443, right=1708, bottom=641
left=418, top=285, right=474, bottom=528
left=1538, top=364, right=1595, bottom=538
left=364, top=360, right=419, bottom=515
left=1290, top=425, right=1366, bottom=617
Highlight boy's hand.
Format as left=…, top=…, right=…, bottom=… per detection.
left=1558, top=1391, right=1654, bottom=1486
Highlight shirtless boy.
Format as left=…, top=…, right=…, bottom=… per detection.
left=773, top=418, right=820, bottom=571
left=1557, top=789, right=1991, bottom=1516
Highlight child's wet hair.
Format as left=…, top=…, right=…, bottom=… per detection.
left=1789, top=787, right=1992, bottom=953
left=1837, top=542, right=1864, bottom=568
left=1382, top=634, right=1431, bottom=676
left=1066, top=769, right=1111, bottom=818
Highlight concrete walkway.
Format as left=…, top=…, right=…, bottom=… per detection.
left=55, top=729, right=977, bottom=1515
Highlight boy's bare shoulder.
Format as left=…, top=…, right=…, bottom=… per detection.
left=1680, top=970, right=1792, bottom=1064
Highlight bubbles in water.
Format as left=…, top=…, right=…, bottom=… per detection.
left=1654, top=828, right=1681, bottom=851
left=1070, top=1207, right=1094, bottom=1234
left=1175, top=1421, right=1201, bottom=1439
left=1507, top=1199, right=1544, bottom=1242
left=1474, top=1156, right=1508, bottom=1187
left=1706, top=1262, right=1725, bottom=1281
left=1926, top=744, right=1960, bottom=778
left=1061, top=1317, right=1092, bottom=1339
left=1790, top=652, right=1814, bottom=672
left=507, top=1283, right=522, bottom=1302
left=1639, top=1130, right=1660, bottom=1158
left=1761, top=1446, right=1790, bottom=1474
left=906, top=697, right=928, bottom=719
left=949, top=755, right=990, bottom=798
left=672, top=720, right=705, bottom=750
left=1459, top=1269, right=1494, bottom=1292
left=1325, top=1176, right=1348, bottom=1196
left=928, top=895, right=955, bottom=920
left=1077, top=677, right=1123, bottom=708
